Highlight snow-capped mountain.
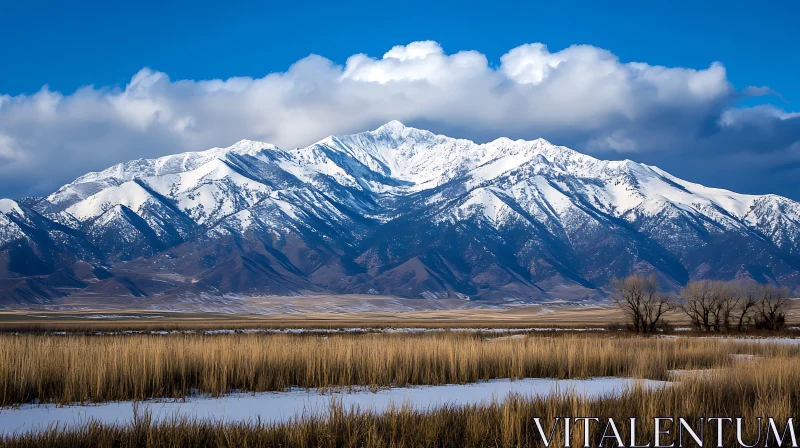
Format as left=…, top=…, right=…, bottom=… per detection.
left=1, top=121, right=799, bottom=306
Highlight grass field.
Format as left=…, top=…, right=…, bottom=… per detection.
left=0, top=305, right=624, bottom=332
left=2, top=305, right=800, bottom=447
left=2, top=357, right=799, bottom=447
left=1, top=331, right=797, bottom=406
left=1, top=298, right=798, bottom=332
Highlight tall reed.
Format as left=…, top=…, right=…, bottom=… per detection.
left=0, top=333, right=792, bottom=406
left=3, top=359, right=800, bottom=447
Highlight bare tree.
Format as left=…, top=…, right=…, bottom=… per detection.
left=754, top=284, right=792, bottom=330
left=680, top=280, right=717, bottom=331
left=612, top=276, right=644, bottom=333
left=733, top=281, right=759, bottom=332
left=612, top=275, right=675, bottom=333
left=709, top=281, right=738, bottom=332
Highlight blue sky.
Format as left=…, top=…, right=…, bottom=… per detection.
left=0, top=0, right=798, bottom=199
left=3, top=0, right=797, bottom=102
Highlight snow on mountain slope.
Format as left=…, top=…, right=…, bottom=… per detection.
left=144, top=158, right=273, bottom=225
left=46, top=121, right=800, bottom=260
left=66, top=181, right=157, bottom=221
left=0, top=199, right=24, bottom=216
left=0, top=198, right=108, bottom=300
left=644, top=166, right=758, bottom=217
left=2, top=121, right=799, bottom=305
left=745, top=195, right=800, bottom=256
left=0, top=200, right=26, bottom=244
left=64, top=179, right=197, bottom=253
left=49, top=120, right=780, bottom=236
left=46, top=140, right=279, bottom=210
left=426, top=142, right=754, bottom=238
left=311, top=124, right=784, bottom=244
left=44, top=121, right=788, bottom=228
left=314, top=121, right=481, bottom=189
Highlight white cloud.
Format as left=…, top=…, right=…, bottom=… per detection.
left=719, top=105, right=800, bottom=127
left=0, top=133, right=24, bottom=162
left=586, top=131, right=638, bottom=152
left=342, top=41, right=490, bottom=84
left=383, top=41, right=443, bottom=61
left=0, top=40, right=796, bottom=198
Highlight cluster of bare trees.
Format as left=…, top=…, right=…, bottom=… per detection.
left=612, top=275, right=793, bottom=333
left=680, top=280, right=792, bottom=331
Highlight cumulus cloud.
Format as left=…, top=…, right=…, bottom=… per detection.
left=0, top=41, right=798, bottom=200
left=719, top=105, right=800, bottom=127
left=0, top=134, right=23, bottom=162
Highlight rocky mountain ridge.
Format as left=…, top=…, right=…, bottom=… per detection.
left=1, top=121, right=798, bottom=307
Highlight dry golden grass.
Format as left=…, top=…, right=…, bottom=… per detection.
left=1, top=332, right=796, bottom=406
left=3, top=359, right=800, bottom=447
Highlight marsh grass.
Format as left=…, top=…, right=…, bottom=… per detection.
left=1, top=333, right=795, bottom=406
left=3, top=360, right=800, bottom=447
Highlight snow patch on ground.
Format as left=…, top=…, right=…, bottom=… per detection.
left=0, top=377, right=668, bottom=436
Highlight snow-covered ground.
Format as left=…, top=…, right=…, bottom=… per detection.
left=0, top=377, right=667, bottom=436
left=723, top=337, right=800, bottom=346
left=665, top=335, right=800, bottom=346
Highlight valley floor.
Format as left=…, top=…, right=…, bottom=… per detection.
left=0, top=303, right=625, bottom=331
left=2, top=296, right=800, bottom=331
left=2, top=304, right=800, bottom=447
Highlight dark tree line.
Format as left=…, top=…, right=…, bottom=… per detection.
left=612, top=275, right=793, bottom=333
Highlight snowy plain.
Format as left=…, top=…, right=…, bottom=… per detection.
left=0, top=377, right=667, bottom=437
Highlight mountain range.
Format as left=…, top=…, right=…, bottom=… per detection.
left=1, top=121, right=799, bottom=308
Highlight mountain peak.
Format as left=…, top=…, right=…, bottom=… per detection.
left=368, top=120, right=440, bottom=141
left=0, top=199, right=22, bottom=216
left=217, top=139, right=278, bottom=157
left=229, top=138, right=275, bottom=149
left=374, top=120, right=409, bottom=133
left=3, top=122, right=800, bottom=305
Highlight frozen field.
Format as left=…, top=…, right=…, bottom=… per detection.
left=0, top=377, right=667, bottom=436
